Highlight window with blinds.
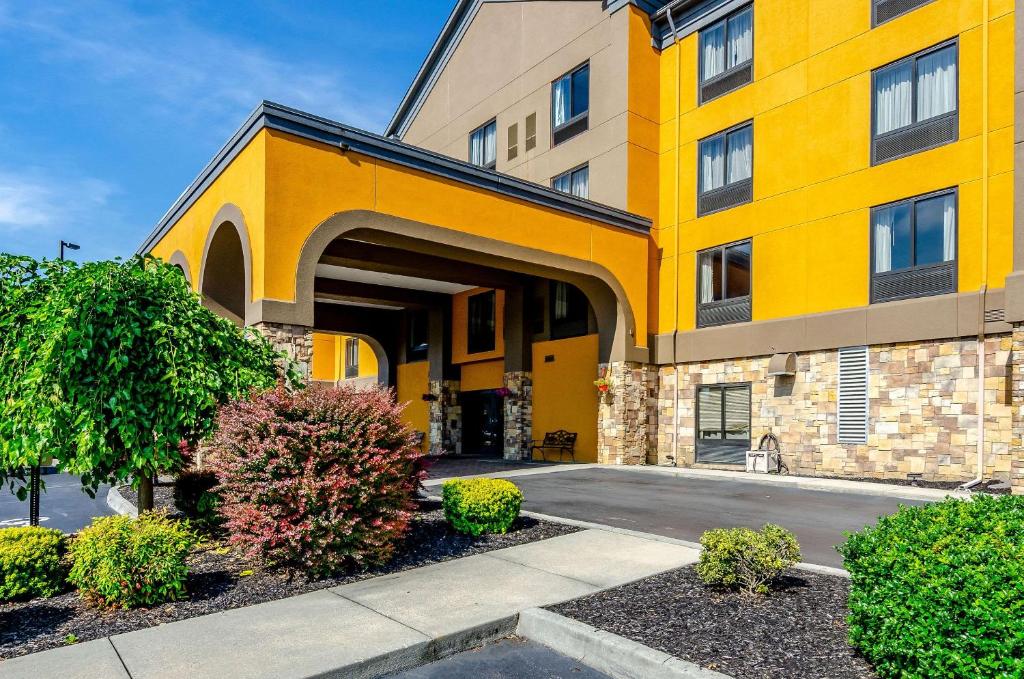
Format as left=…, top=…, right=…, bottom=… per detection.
left=838, top=346, right=869, bottom=443
left=696, top=383, right=751, bottom=464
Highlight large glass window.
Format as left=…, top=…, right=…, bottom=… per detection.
left=407, top=310, right=429, bottom=362
left=698, top=123, right=753, bottom=214
left=549, top=281, right=590, bottom=340
left=467, top=290, right=496, bottom=354
left=552, top=63, right=589, bottom=144
left=469, top=119, right=497, bottom=169
left=552, top=165, right=589, bottom=199
left=698, top=240, right=752, bottom=327
left=696, top=384, right=751, bottom=464
left=345, top=338, right=359, bottom=379
left=700, top=5, right=753, bottom=83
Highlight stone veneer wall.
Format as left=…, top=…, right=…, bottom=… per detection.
left=428, top=380, right=461, bottom=456
left=656, top=334, right=1018, bottom=484
left=252, top=322, right=314, bottom=381
left=1011, top=325, right=1024, bottom=494
left=503, top=371, right=533, bottom=460
left=597, top=362, right=657, bottom=465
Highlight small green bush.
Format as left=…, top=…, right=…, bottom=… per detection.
left=696, top=524, right=801, bottom=595
left=173, top=470, right=222, bottom=532
left=442, top=478, right=523, bottom=536
left=67, top=512, right=197, bottom=609
left=0, top=526, right=67, bottom=601
left=839, top=495, right=1024, bottom=678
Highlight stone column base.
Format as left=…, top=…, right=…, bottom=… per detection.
left=252, top=322, right=313, bottom=382
left=597, top=362, right=656, bottom=465
left=503, top=372, right=532, bottom=460
left=428, top=380, right=461, bottom=456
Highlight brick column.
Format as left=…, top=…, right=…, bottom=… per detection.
left=428, top=379, right=461, bottom=456
left=503, top=371, right=532, bottom=460
left=1012, top=326, right=1024, bottom=494
left=597, top=362, right=657, bottom=465
left=252, top=322, right=313, bottom=382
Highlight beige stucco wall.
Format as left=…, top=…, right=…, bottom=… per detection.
left=400, top=0, right=633, bottom=210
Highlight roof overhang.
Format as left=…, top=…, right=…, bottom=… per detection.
left=138, top=101, right=652, bottom=255
left=652, top=0, right=747, bottom=49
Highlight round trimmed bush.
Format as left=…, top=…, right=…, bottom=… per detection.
left=441, top=478, right=523, bottom=536
left=67, top=512, right=197, bottom=609
left=206, top=384, right=424, bottom=577
left=696, top=524, right=801, bottom=595
left=839, top=495, right=1024, bottom=678
left=0, top=526, right=67, bottom=601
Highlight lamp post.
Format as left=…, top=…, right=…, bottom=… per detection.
left=26, top=241, right=81, bottom=527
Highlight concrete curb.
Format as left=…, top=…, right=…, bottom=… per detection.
left=105, top=486, right=138, bottom=518
left=517, top=608, right=732, bottom=679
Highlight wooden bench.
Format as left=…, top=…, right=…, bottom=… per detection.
left=531, top=430, right=578, bottom=462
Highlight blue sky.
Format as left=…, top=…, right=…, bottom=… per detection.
left=0, top=1, right=451, bottom=262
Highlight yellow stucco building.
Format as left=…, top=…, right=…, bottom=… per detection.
left=141, top=0, right=1024, bottom=491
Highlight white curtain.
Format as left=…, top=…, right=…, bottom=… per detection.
left=701, top=23, right=726, bottom=81
left=554, top=282, right=568, bottom=320
left=699, top=251, right=714, bottom=304
left=701, top=137, right=725, bottom=192
left=727, top=7, right=753, bottom=69
left=470, top=130, right=485, bottom=166
left=483, top=122, right=496, bottom=166
left=941, top=193, right=956, bottom=262
left=727, top=126, right=752, bottom=183
left=553, top=174, right=571, bottom=194
left=571, top=166, right=589, bottom=199
left=553, top=77, right=570, bottom=127
left=917, top=47, right=956, bottom=122
left=875, top=62, right=913, bottom=134
left=874, top=207, right=894, bottom=273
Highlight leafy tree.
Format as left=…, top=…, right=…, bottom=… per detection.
left=0, top=254, right=292, bottom=510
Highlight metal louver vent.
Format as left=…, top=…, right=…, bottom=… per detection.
left=698, top=178, right=753, bottom=216
left=700, top=63, right=753, bottom=104
left=873, top=114, right=957, bottom=164
left=985, top=308, right=1006, bottom=323
left=874, top=0, right=935, bottom=25
left=698, top=297, right=751, bottom=328
left=871, top=261, right=956, bottom=303
left=838, top=346, right=869, bottom=444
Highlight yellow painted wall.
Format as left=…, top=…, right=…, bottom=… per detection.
left=397, top=361, right=430, bottom=450
left=460, top=359, right=505, bottom=392
left=531, top=334, right=599, bottom=462
left=310, top=333, right=379, bottom=382
left=451, top=288, right=506, bottom=364
left=656, top=0, right=1015, bottom=333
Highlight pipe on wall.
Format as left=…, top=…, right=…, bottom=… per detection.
left=667, top=9, right=683, bottom=467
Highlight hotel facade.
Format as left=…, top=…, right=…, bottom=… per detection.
left=141, top=0, right=1024, bottom=492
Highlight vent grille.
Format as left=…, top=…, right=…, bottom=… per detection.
left=873, top=114, right=957, bottom=164
left=985, top=308, right=1006, bottom=323
left=507, top=123, right=518, bottom=161
left=698, top=178, right=753, bottom=216
left=525, top=113, right=537, bottom=151
left=698, top=296, right=751, bottom=328
left=871, top=261, right=956, bottom=303
left=838, top=345, right=869, bottom=444
left=552, top=115, right=588, bottom=146
left=874, top=0, right=935, bottom=25
left=700, top=62, right=753, bottom=104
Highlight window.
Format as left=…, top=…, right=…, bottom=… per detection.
left=837, top=346, right=869, bottom=444
left=525, top=113, right=537, bottom=151
left=698, top=240, right=751, bottom=328
left=699, top=4, right=753, bottom=103
left=552, top=63, right=589, bottom=145
left=698, top=122, right=753, bottom=215
left=467, top=290, right=496, bottom=354
left=873, top=0, right=936, bottom=27
left=345, top=338, right=359, bottom=379
left=872, top=41, right=957, bottom=164
left=469, top=119, right=497, bottom=169
left=552, top=165, right=589, bottom=199
left=871, top=189, right=957, bottom=303
left=696, top=384, right=751, bottom=464
left=507, top=123, right=518, bottom=161
left=408, top=310, right=429, bottom=362
left=549, top=281, right=590, bottom=340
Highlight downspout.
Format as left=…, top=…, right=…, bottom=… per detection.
left=667, top=9, right=683, bottom=467
left=963, top=3, right=991, bottom=491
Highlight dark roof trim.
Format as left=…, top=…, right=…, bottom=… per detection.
left=604, top=0, right=671, bottom=14
left=652, top=0, right=747, bottom=49
left=138, top=101, right=651, bottom=255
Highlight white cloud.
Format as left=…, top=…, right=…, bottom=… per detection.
left=0, top=1, right=391, bottom=134
left=0, top=170, right=116, bottom=233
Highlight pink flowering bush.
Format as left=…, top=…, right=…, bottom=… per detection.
left=206, top=384, right=424, bottom=577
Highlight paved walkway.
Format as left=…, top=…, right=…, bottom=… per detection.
left=0, top=473, right=112, bottom=533
left=2, top=529, right=698, bottom=679
left=388, top=637, right=611, bottom=679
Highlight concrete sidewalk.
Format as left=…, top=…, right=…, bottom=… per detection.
left=1, top=529, right=698, bottom=679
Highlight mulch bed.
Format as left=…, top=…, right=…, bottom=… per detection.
left=0, top=499, right=578, bottom=660
left=819, top=475, right=1010, bottom=495
left=549, top=566, right=875, bottom=679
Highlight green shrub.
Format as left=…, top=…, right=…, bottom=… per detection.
left=442, top=478, right=523, bottom=536
left=839, top=495, right=1024, bottom=678
left=173, top=470, right=222, bottom=532
left=67, top=512, right=197, bottom=609
left=696, top=524, right=801, bottom=595
left=0, top=526, right=67, bottom=601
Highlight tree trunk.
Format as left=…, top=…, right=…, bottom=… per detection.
left=138, top=473, right=154, bottom=512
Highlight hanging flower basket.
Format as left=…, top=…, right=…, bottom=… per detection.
left=593, top=377, right=612, bottom=395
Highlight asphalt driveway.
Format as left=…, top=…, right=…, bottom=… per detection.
left=509, top=468, right=928, bottom=568
left=0, top=473, right=112, bottom=533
